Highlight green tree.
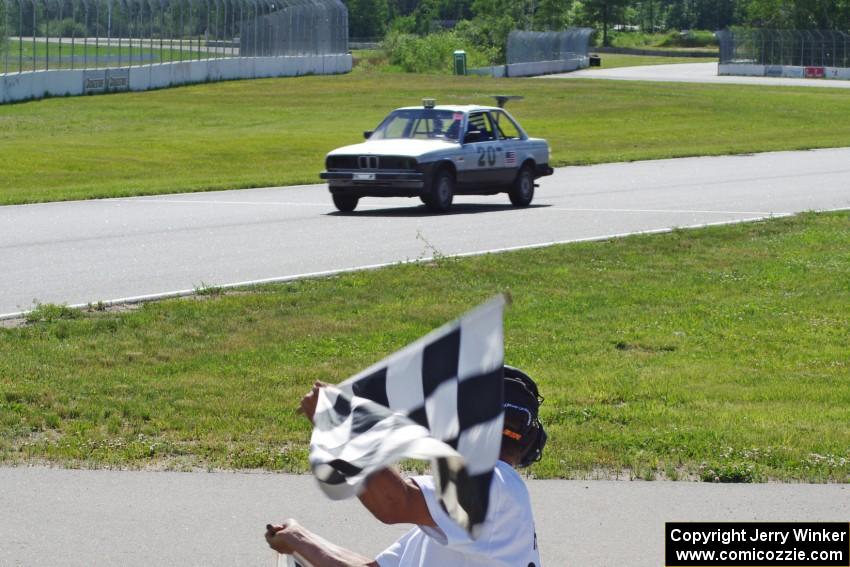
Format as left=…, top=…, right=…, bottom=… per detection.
left=533, top=0, right=573, bottom=29
left=389, top=0, right=420, bottom=17
left=468, top=0, right=535, bottom=57
left=738, top=0, right=850, bottom=29
left=1, top=0, right=7, bottom=59
left=347, top=0, right=390, bottom=39
left=580, top=0, right=628, bottom=45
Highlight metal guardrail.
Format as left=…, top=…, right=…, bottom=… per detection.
left=1, top=0, right=347, bottom=74
left=717, top=29, right=850, bottom=68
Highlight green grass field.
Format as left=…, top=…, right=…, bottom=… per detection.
left=2, top=39, right=197, bottom=72
left=2, top=211, right=848, bottom=481
left=3, top=72, right=850, bottom=204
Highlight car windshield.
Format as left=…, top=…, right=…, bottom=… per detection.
left=370, top=109, right=463, bottom=142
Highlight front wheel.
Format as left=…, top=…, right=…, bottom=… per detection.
left=424, top=170, right=454, bottom=213
left=332, top=194, right=359, bottom=212
left=509, top=166, right=535, bottom=207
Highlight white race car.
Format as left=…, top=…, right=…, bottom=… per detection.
left=320, top=99, right=554, bottom=212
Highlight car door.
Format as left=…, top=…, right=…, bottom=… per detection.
left=490, top=110, right=525, bottom=185
left=457, top=112, right=503, bottom=188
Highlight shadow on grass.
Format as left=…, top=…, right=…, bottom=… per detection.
left=328, top=203, right=552, bottom=218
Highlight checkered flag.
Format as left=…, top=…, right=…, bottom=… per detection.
left=308, top=296, right=506, bottom=537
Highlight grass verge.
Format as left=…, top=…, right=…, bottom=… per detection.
left=2, top=38, right=199, bottom=72
left=1, top=211, right=848, bottom=481
left=3, top=72, right=850, bottom=204
left=594, top=53, right=717, bottom=69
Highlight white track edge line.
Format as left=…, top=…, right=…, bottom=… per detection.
left=3, top=208, right=847, bottom=321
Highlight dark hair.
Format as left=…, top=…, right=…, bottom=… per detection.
left=502, top=366, right=547, bottom=467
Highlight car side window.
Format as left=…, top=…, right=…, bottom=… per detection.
left=465, top=112, right=495, bottom=143
left=491, top=110, right=523, bottom=140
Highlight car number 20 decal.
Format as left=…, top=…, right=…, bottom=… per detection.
left=476, top=146, right=497, bottom=167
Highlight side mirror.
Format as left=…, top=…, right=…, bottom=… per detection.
left=463, top=130, right=483, bottom=144
left=363, top=131, right=373, bottom=140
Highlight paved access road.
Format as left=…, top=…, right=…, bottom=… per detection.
left=1, top=467, right=848, bottom=566
left=546, top=61, right=850, bottom=88
left=2, top=148, right=850, bottom=317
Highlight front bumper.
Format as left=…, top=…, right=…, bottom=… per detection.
left=320, top=170, right=426, bottom=198
left=536, top=164, right=554, bottom=178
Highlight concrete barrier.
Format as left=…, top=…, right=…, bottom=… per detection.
left=149, top=64, right=173, bottom=89
left=469, top=65, right=507, bottom=78
left=506, top=57, right=588, bottom=77
left=0, top=53, right=353, bottom=104
left=784, top=66, right=805, bottom=79
left=1, top=69, right=85, bottom=103
left=469, top=57, right=588, bottom=79
left=107, top=69, right=131, bottom=92
left=334, top=54, right=351, bottom=73
left=43, top=69, right=85, bottom=97
left=718, top=63, right=766, bottom=76
left=236, top=59, right=249, bottom=78
left=825, top=67, right=850, bottom=80
left=719, top=63, right=850, bottom=81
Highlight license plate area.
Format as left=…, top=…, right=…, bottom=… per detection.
left=353, top=173, right=376, bottom=181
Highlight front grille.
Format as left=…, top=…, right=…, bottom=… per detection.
left=326, top=155, right=417, bottom=171
left=358, top=156, right=379, bottom=170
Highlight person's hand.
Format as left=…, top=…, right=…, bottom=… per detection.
left=297, top=381, right=327, bottom=424
left=265, top=520, right=300, bottom=555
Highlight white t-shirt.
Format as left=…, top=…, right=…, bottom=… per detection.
left=375, top=461, right=542, bottom=567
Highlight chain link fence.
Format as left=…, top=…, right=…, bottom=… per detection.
left=717, top=29, right=850, bottom=68
left=506, top=28, right=593, bottom=65
left=1, top=0, right=347, bottom=74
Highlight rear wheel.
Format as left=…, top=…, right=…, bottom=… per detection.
left=424, top=170, right=455, bottom=213
left=332, top=194, right=359, bottom=212
left=509, top=165, right=535, bottom=207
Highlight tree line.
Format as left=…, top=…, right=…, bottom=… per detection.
left=347, top=0, right=850, bottom=44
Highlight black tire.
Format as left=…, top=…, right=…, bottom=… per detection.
left=332, top=194, right=359, bottom=212
left=509, top=165, right=535, bottom=207
left=424, top=169, right=455, bottom=213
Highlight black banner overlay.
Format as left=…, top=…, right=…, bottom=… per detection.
left=666, top=522, right=850, bottom=566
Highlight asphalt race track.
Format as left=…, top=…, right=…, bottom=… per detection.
left=546, top=61, right=850, bottom=88
left=2, top=148, right=850, bottom=318
left=1, top=467, right=847, bottom=566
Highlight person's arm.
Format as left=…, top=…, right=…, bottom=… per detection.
left=265, top=521, right=378, bottom=567
left=298, top=382, right=436, bottom=528
left=357, top=468, right=436, bottom=527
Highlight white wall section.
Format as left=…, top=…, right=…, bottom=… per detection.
left=0, top=54, right=353, bottom=104
left=719, top=63, right=850, bottom=81
left=469, top=56, right=589, bottom=78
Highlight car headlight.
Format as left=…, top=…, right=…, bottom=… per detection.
left=381, top=157, right=418, bottom=170
left=326, top=155, right=358, bottom=170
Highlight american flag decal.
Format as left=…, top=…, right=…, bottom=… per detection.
left=505, top=151, right=517, bottom=166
